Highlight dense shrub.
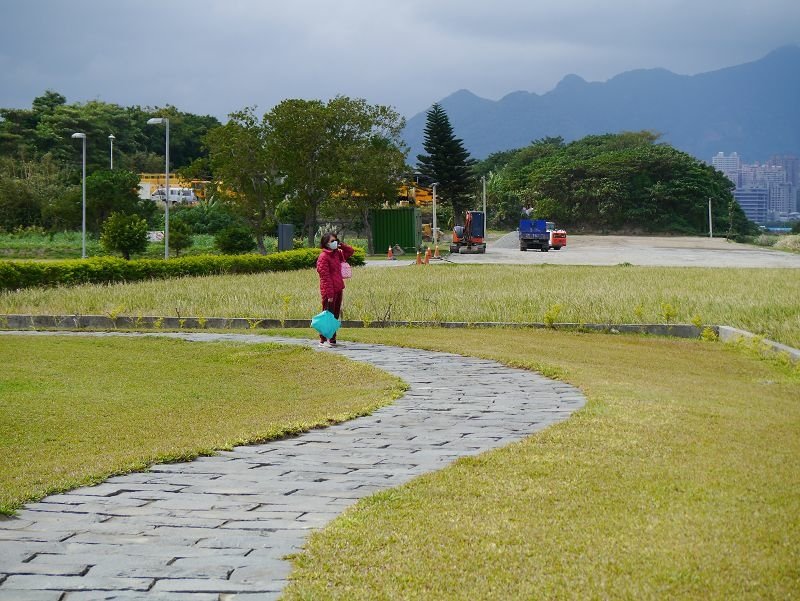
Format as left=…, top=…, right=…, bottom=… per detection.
left=774, top=234, right=800, bottom=252
left=168, top=218, right=194, bottom=257
left=0, top=247, right=365, bottom=291
left=171, top=201, right=239, bottom=234
left=215, top=225, right=256, bottom=254
left=100, top=212, right=149, bottom=260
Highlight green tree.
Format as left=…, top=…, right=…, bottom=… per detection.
left=328, top=102, right=407, bottom=254
left=0, top=177, right=38, bottom=230
left=214, top=224, right=256, bottom=254
left=343, top=136, right=407, bottom=254
left=168, top=217, right=194, bottom=257
left=266, top=96, right=406, bottom=247
left=134, top=105, right=221, bottom=170
left=0, top=90, right=66, bottom=157
left=204, top=107, right=282, bottom=254
left=100, top=212, right=148, bottom=259
left=265, top=99, right=339, bottom=246
left=83, top=169, right=155, bottom=233
left=727, top=199, right=757, bottom=240
left=171, top=198, right=238, bottom=235
left=416, top=103, right=476, bottom=225
left=483, top=131, right=745, bottom=234
left=1, top=91, right=220, bottom=171
left=0, top=152, right=77, bottom=231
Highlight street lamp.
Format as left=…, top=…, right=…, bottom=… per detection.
left=481, top=175, right=487, bottom=238
left=71, top=133, right=87, bottom=259
left=108, top=134, right=115, bottom=169
left=431, top=182, right=439, bottom=247
left=147, top=117, right=170, bottom=259
left=708, top=198, right=713, bottom=238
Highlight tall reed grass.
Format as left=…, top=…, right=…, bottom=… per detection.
left=1, top=264, right=798, bottom=347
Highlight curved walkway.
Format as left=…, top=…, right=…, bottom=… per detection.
left=0, top=332, right=586, bottom=600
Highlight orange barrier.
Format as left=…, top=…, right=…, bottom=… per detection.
left=387, top=246, right=394, bottom=260
left=415, top=251, right=422, bottom=265
left=424, top=247, right=431, bottom=264
left=433, top=245, right=441, bottom=259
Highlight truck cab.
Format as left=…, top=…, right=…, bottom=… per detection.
left=519, top=219, right=551, bottom=251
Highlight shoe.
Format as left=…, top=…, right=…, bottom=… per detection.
left=318, top=341, right=331, bottom=348
left=329, top=340, right=338, bottom=347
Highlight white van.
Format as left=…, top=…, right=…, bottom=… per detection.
left=151, top=187, right=197, bottom=206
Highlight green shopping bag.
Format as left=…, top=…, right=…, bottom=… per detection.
left=311, top=310, right=340, bottom=340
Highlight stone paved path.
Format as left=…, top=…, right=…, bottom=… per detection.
left=0, top=331, right=586, bottom=600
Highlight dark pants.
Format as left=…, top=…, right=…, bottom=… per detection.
left=320, top=291, right=343, bottom=342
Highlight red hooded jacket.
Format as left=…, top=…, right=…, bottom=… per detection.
left=316, top=242, right=354, bottom=299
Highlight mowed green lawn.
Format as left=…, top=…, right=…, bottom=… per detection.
left=1, top=264, right=799, bottom=348
left=0, top=335, right=404, bottom=514
left=282, top=328, right=800, bottom=600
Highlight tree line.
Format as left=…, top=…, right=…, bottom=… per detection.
left=0, top=91, right=413, bottom=254
left=1, top=91, right=756, bottom=259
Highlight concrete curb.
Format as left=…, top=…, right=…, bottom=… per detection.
left=717, top=325, right=800, bottom=363
left=1, top=313, right=798, bottom=363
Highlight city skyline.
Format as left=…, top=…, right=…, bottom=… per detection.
left=712, top=152, right=799, bottom=223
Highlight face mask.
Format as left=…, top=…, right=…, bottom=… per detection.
left=327, top=240, right=339, bottom=250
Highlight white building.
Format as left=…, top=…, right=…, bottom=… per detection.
left=711, top=152, right=741, bottom=186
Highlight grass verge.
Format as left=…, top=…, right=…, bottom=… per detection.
left=1, top=265, right=798, bottom=348
left=283, top=328, right=800, bottom=600
left=0, top=335, right=405, bottom=515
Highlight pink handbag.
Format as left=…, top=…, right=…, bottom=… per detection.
left=340, top=261, right=352, bottom=279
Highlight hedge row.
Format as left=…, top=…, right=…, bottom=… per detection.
left=0, top=247, right=366, bottom=291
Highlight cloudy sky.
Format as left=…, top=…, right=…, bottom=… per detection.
left=1, top=0, right=798, bottom=120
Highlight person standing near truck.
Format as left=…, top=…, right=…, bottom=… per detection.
left=316, top=233, right=354, bottom=347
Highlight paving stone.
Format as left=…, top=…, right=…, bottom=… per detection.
left=150, top=578, right=277, bottom=593
left=0, top=590, right=63, bottom=601
left=0, top=331, right=586, bottom=598
left=0, top=562, right=90, bottom=576
left=1, top=575, right=152, bottom=591
left=64, top=593, right=217, bottom=601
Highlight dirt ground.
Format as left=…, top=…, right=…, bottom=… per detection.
left=368, top=234, right=800, bottom=268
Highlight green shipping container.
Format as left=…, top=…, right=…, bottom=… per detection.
left=370, top=207, right=422, bottom=255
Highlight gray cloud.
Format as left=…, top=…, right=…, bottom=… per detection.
left=1, top=0, right=798, bottom=119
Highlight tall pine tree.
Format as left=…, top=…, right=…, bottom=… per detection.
left=416, top=104, right=475, bottom=225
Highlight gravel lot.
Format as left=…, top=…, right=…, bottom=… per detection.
left=365, top=234, right=800, bottom=268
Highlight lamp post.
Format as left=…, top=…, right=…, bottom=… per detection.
left=71, top=133, right=87, bottom=259
left=108, top=134, right=115, bottom=169
left=431, top=182, right=439, bottom=247
left=708, top=198, right=713, bottom=238
left=481, top=175, right=487, bottom=238
left=147, top=117, right=170, bottom=259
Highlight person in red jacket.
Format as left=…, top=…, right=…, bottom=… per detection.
left=316, top=232, right=354, bottom=347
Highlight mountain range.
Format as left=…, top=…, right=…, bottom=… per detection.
left=402, top=46, right=800, bottom=163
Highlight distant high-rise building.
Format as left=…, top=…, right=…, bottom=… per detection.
left=768, top=182, right=794, bottom=217
left=768, top=155, right=800, bottom=188
left=713, top=153, right=797, bottom=222
left=740, top=163, right=786, bottom=188
left=711, top=152, right=741, bottom=186
left=733, top=188, right=768, bottom=223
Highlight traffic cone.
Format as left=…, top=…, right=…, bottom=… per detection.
left=387, top=246, right=394, bottom=260
left=433, top=245, right=441, bottom=259
left=424, top=247, right=431, bottom=264
left=415, top=250, right=422, bottom=265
